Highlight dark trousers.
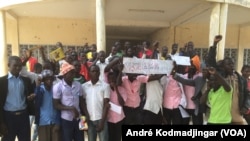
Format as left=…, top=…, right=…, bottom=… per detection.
left=123, top=106, right=142, bottom=125
left=2, top=110, right=30, bottom=141
left=163, top=108, right=183, bottom=125
left=182, top=109, right=203, bottom=125
left=108, top=119, right=124, bottom=141
left=61, top=118, right=84, bottom=141
left=143, top=110, right=163, bottom=125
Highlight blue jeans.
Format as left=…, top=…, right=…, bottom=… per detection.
left=87, top=120, right=108, bottom=141
left=61, top=118, right=84, bottom=141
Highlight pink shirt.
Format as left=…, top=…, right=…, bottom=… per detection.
left=182, top=73, right=200, bottom=109
left=122, top=75, right=149, bottom=108
left=163, top=75, right=182, bottom=109
left=107, top=86, right=127, bottom=123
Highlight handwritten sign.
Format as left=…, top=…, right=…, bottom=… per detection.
left=49, top=47, right=65, bottom=61
left=173, top=56, right=191, bottom=66
left=122, top=57, right=173, bottom=74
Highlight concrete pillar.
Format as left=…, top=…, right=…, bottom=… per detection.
left=209, top=3, right=220, bottom=46
left=209, top=3, right=228, bottom=61
left=0, top=11, right=8, bottom=76
left=237, top=27, right=244, bottom=72
left=217, top=3, right=228, bottom=60
left=96, top=0, right=106, bottom=52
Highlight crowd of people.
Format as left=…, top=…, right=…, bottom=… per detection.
left=0, top=34, right=250, bottom=141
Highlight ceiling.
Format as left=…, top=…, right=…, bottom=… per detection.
left=4, top=0, right=250, bottom=40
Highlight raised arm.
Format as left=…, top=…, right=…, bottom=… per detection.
left=170, top=61, right=196, bottom=86
left=104, top=56, right=122, bottom=72
left=206, top=35, right=222, bottom=68
left=173, top=74, right=196, bottom=86
left=116, top=63, right=124, bottom=86
left=39, top=46, right=50, bottom=62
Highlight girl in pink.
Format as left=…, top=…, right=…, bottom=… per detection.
left=179, top=64, right=203, bottom=125
left=107, top=71, right=127, bottom=141
left=161, top=70, right=185, bottom=125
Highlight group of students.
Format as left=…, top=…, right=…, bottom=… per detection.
left=1, top=35, right=250, bottom=141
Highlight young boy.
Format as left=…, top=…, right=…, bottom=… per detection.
left=206, top=67, right=232, bottom=124
left=35, top=69, right=61, bottom=141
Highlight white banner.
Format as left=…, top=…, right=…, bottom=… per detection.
left=122, top=57, right=173, bottom=74
left=173, top=56, right=191, bottom=66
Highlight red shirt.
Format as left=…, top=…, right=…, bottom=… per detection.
left=26, top=57, right=38, bottom=72
left=80, top=62, right=92, bottom=81
left=138, top=49, right=153, bottom=58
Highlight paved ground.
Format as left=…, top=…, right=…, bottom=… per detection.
left=0, top=131, right=92, bottom=141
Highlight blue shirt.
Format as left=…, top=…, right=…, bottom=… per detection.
left=35, top=84, right=60, bottom=125
left=4, top=72, right=26, bottom=111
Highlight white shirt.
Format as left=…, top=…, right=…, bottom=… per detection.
left=96, top=60, right=108, bottom=83
left=143, top=80, right=163, bottom=114
left=82, top=80, right=110, bottom=121
left=169, top=53, right=179, bottom=61
left=105, top=54, right=113, bottom=63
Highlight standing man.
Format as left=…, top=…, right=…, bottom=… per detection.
left=35, top=69, right=61, bottom=141
left=169, top=43, right=179, bottom=61
left=92, top=50, right=109, bottom=82
left=0, top=56, right=35, bottom=141
left=53, top=62, right=86, bottom=141
left=82, top=65, right=110, bottom=141
left=207, top=35, right=248, bottom=125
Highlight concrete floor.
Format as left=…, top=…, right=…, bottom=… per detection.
left=0, top=131, right=91, bottom=141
